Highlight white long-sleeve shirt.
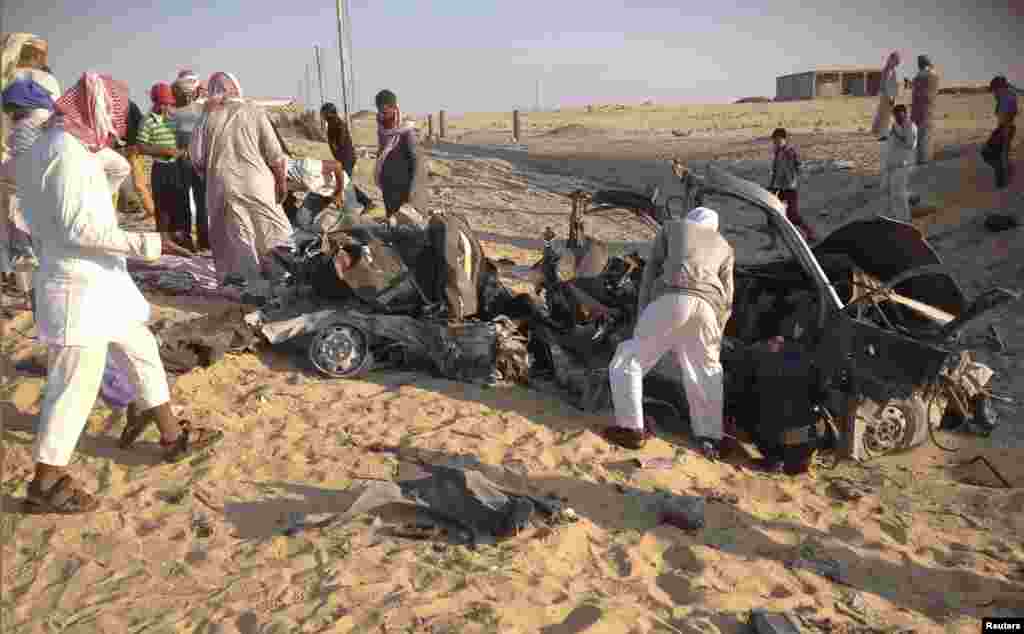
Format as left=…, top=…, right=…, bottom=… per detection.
left=14, top=127, right=161, bottom=346
left=887, top=120, right=918, bottom=168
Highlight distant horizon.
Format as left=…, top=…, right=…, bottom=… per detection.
left=5, top=1, right=1021, bottom=114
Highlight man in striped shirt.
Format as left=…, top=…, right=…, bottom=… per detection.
left=137, top=83, right=190, bottom=248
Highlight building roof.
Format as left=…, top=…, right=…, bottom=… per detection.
left=778, top=66, right=883, bottom=78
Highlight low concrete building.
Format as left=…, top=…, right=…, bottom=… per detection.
left=776, top=66, right=888, bottom=101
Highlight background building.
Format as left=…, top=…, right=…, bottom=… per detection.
left=776, top=66, right=887, bottom=101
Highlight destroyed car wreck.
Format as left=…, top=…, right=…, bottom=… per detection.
left=250, top=163, right=1018, bottom=463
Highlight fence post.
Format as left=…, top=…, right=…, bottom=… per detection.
left=428, top=114, right=434, bottom=140
left=439, top=110, right=446, bottom=140
left=513, top=109, right=520, bottom=143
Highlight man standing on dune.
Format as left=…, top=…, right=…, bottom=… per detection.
left=768, top=128, right=816, bottom=242
left=984, top=76, right=1018, bottom=191
left=911, top=55, right=939, bottom=166
left=886, top=105, right=918, bottom=221
left=873, top=52, right=901, bottom=189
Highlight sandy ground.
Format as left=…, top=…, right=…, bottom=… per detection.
left=2, top=94, right=1023, bottom=633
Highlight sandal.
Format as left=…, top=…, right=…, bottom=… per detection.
left=118, top=404, right=150, bottom=450
left=160, top=421, right=224, bottom=463
left=602, top=426, right=648, bottom=450
left=25, top=475, right=101, bottom=514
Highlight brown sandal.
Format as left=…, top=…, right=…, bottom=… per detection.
left=602, top=426, right=648, bottom=450
left=25, top=475, right=101, bottom=514
left=118, top=404, right=150, bottom=449
left=160, top=421, right=224, bottom=463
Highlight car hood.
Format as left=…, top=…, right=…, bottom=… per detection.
left=813, top=218, right=967, bottom=315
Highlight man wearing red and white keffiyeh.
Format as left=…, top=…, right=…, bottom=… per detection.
left=12, top=72, right=223, bottom=515
left=52, top=72, right=134, bottom=200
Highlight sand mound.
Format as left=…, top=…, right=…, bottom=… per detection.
left=546, top=123, right=592, bottom=137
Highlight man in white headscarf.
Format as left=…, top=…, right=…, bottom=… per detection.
left=606, top=207, right=735, bottom=459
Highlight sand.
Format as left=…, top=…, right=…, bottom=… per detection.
left=2, top=93, right=1023, bottom=633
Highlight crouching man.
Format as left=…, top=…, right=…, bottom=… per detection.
left=14, top=73, right=223, bottom=513
left=606, top=207, right=734, bottom=459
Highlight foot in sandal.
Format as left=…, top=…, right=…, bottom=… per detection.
left=25, top=475, right=100, bottom=514
left=161, top=421, right=224, bottom=463
left=119, top=403, right=224, bottom=462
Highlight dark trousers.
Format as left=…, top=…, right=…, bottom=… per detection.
left=178, top=157, right=209, bottom=249
left=772, top=189, right=816, bottom=239
left=151, top=160, right=187, bottom=237
left=344, top=166, right=372, bottom=208
left=983, top=125, right=1016, bottom=190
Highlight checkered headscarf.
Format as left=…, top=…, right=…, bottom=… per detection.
left=53, top=72, right=129, bottom=152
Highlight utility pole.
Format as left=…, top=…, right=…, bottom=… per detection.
left=336, top=0, right=352, bottom=127
left=305, top=64, right=312, bottom=111
left=313, top=44, right=325, bottom=108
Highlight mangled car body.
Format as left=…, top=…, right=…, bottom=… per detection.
left=253, top=163, right=1016, bottom=462
left=531, top=164, right=1017, bottom=460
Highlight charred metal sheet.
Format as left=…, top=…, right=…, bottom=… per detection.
left=815, top=217, right=943, bottom=278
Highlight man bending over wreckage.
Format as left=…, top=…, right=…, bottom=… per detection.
left=13, top=72, right=223, bottom=514
left=269, top=120, right=362, bottom=233
left=606, top=207, right=735, bottom=458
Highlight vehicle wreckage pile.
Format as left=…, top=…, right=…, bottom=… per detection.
left=217, top=163, right=1018, bottom=465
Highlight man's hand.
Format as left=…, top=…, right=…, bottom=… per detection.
left=159, top=233, right=194, bottom=258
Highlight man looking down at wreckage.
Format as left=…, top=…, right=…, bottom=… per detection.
left=13, top=72, right=224, bottom=513
left=606, top=207, right=734, bottom=458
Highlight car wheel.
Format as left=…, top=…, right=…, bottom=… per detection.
left=854, top=393, right=927, bottom=458
left=309, top=323, right=374, bottom=378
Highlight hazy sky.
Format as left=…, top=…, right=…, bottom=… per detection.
left=4, top=0, right=1023, bottom=114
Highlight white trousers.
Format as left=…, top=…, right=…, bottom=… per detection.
left=887, top=165, right=911, bottom=222
left=608, top=293, right=724, bottom=439
left=34, top=322, right=171, bottom=467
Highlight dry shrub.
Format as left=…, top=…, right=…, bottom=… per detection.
left=734, top=96, right=773, bottom=104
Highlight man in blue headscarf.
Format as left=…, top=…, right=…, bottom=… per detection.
left=1, top=77, right=54, bottom=287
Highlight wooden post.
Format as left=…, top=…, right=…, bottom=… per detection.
left=439, top=110, right=446, bottom=139
left=513, top=109, right=520, bottom=143
left=428, top=114, right=434, bottom=140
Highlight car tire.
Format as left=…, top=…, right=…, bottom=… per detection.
left=309, top=323, right=374, bottom=379
left=854, top=392, right=928, bottom=458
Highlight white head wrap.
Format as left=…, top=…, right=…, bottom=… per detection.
left=685, top=206, right=719, bottom=231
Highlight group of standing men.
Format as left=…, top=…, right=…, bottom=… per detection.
left=1, top=33, right=223, bottom=514
left=0, top=25, right=434, bottom=514
left=873, top=52, right=939, bottom=220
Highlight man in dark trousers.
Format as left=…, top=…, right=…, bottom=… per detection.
left=171, top=71, right=210, bottom=250
left=321, top=102, right=374, bottom=212
left=373, top=89, right=427, bottom=218
left=985, top=76, right=1018, bottom=190
left=768, top=128, right=817, bottom=242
